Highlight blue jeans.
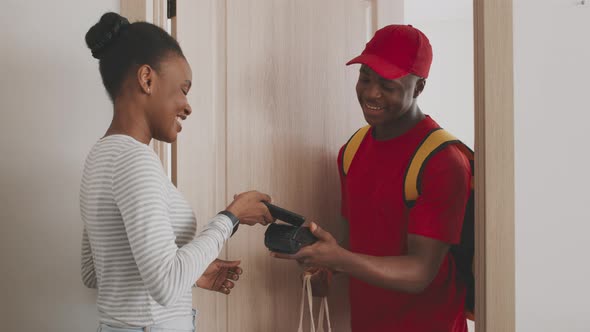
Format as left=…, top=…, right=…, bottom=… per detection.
left=97, top=310, right=196, bottom=332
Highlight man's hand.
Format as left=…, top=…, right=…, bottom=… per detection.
left=270, top=222, right=346, bottom=272
left=196, top=259, right=242, bottom=295
left=303, top=267, right=333, bottom=297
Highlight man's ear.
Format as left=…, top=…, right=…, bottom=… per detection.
left=414, top=78, right=426, bottom=98
left=137, top=64, right=154, bottom=95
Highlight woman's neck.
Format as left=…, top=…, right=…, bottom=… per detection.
left=104, top=98, right=152, bottom=145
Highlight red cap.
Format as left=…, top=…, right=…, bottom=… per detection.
left=346, top=24, right=432, bottom=79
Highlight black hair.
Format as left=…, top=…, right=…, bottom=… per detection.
left=85, top=12, right=184, bottom=101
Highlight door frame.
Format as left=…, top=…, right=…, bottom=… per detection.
left=474, top=1, right=515, bottom=331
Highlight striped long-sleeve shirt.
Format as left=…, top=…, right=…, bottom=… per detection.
left=80, top=134, right=234, bottom=327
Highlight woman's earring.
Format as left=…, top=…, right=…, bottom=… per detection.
left=147, top=88, right=151, bottom=94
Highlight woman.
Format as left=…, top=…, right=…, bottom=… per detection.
left=81, top=12, right=273, bottom=331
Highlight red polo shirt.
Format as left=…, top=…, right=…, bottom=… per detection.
left=338, top=116, right=470, bottom=332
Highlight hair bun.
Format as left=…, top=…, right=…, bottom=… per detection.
left=85, top=12, right=130, bottom=59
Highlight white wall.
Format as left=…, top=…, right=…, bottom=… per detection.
left=514, top=1, right=590, bottom=331
left=405, top=0, right=474, bottom=148
left=0, top=1, right=118, bottom=331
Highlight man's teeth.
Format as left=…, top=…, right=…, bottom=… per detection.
left=366, top=104, right=383, bottom=110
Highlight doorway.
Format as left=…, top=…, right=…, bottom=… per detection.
left=121, top=1, right=516, bottom=331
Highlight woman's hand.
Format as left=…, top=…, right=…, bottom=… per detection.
left=196, top=259, right=242, bottom=295
left=226, top=191, right=274, bottom=226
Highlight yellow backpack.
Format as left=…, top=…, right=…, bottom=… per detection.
left=342, top=125, right=475, bottom=321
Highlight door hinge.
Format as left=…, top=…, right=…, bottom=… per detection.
left=167, top=0, right=176, bottom=19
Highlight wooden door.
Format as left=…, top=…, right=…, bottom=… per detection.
left=225, top=1, right=370, bottom=331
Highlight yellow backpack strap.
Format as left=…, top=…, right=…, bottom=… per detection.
left=404, top=128, right=474, bottom=207
left=342, top=125, right=371, bottom=176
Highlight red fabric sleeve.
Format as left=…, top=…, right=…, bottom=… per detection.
left=407, top=145, right=471, bottom=244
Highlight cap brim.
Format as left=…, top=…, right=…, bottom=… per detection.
left=346, top=54, right=409, bottom=80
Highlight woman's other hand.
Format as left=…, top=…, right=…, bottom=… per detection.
left=196, top=259, right=242, bottom=295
